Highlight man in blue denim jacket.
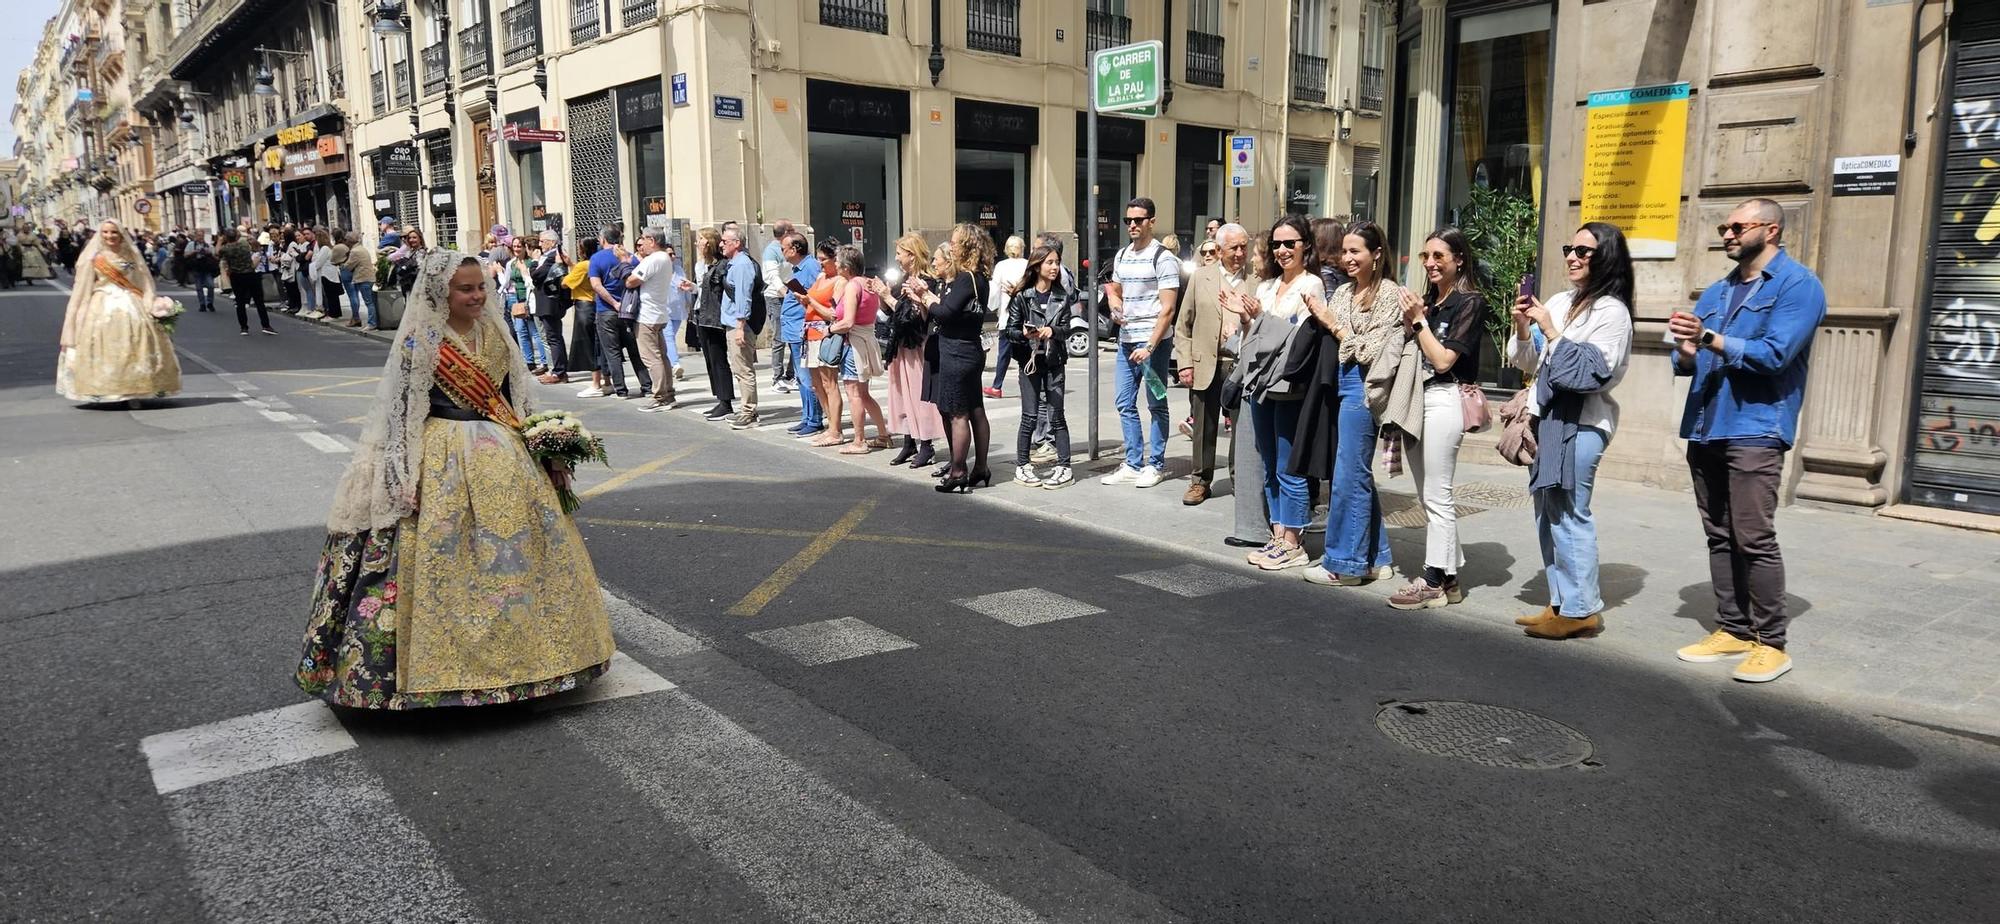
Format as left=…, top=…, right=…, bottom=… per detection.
left=1666, top=198, right=1827, bottom=684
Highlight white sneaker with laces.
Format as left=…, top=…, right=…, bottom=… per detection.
left=1101, top=464, right=1142, bottom=485
left=576, top=386, right=607, bottom=398
left=1013, top=466, right=1043, bottom=486
left=1042, top=465, right=1075, bottom=489
left=1133, top=465, right=1166, bottom=488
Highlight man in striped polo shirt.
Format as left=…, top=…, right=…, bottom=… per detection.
left=1102, top=197, right=1182, bottom=489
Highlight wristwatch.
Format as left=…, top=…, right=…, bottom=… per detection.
left=1699, top=329, right=1717, bottom=346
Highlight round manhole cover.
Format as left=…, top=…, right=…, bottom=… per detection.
left=1376, top=701, right=1594, bottom=770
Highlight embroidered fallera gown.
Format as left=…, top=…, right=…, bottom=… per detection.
left=296, top=326, right=614, bottom=709
left=56, top=253, right=181, bottom=403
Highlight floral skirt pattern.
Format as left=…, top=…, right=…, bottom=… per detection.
left=295, top=417, right=615, bottom=709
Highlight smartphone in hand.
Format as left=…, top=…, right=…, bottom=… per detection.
left=1516, top=273, right=1536, bottom=301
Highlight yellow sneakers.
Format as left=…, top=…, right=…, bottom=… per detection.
left=1732, top=643, right=1793, bottom=683
left=1676, top=629, right=1755, bottom=663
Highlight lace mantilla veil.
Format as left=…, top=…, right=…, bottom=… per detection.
left=325, top=250, right=532, bottom=534
left=59, top=220, right=156, bottom=348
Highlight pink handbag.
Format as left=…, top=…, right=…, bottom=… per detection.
left=1459, top=383, right=1492, bottom=433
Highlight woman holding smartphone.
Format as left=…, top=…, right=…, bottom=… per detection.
left=1003, top=242, right=1078, bottom=488
left=828, top=246, right=889, bottom=453
left=1387, top=228, right=1485, bottom=609
left=802, top=237, right=846, bottom=446
left=1508, top=222, right=1635, bottom=639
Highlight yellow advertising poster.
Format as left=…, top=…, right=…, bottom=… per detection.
left=1580, top=82, right=1690, bottom=259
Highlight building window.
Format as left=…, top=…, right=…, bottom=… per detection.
left=570, top=0, right=602, bottom=44
left=820, top=0, right=888, bottom=35
left=1086, top=0, right=1131, bottom=56
left=809, top=132, right=900, bottom=270
left=1358, top=0, right=1388, bottom=112
left=1286, top=139, right=1330, bottom=217
left=1445, top=5, right=1551, bottom=219
left=1351, top=145, right=1381, bottom=221
left=966, top=0, right=1020, bottom=56
left=425, top=134, right=458, bottom=249
left=620, top=0, right=657, bottom=26
left=1290, top=2, right=1328, bottom=105
left=1185, top=0, right=1223, bottom=88
left=501, top=1, right=542, bottom=67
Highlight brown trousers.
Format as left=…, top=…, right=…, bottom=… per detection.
left=1687, top=442, right=1789, bottom=649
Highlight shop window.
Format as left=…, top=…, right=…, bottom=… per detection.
left=631, top=130, right=666, bottom=230
left=1286, top=140, right=1330, bottom=217
left=955, top=148, right=1027, bottom=257
left=1351, top=145, right=1380, bottom=222
left=517, top=148, right=546, bottom=233
left=1445, top=4, right=1550, bottom=221
left=808, top=131, right=900, bottom=272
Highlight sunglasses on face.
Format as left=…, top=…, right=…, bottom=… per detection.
left=1717, top=220, right=1775, bottom=239
left=1271, top=239, right=1304, bottom=250
left=1124, top=216, right=1151, bottom=225
left=1562, top=244, right=1597, bottom=260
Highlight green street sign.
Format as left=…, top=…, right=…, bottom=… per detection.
left=1093, top=40, right=1163, bottom=114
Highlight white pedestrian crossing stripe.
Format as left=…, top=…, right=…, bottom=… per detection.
left=952, top=588, right=1106, bottom=627
left=140, top=701, right=355, bottom=796
left=1118, top=564, right=1260, bottom=598
left=749, top=616, right=918, bottom=665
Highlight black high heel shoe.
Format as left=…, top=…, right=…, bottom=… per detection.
left=935, top=471, right=972, bottom=493
left=932, top=463, right=953, bottom=479
left=889, top=437, right=917, bottom=467
left=908, top=441, right=935, bottom=469
left=968, top=469, right=992, bottom=488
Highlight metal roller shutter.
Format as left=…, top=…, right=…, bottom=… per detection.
left=567, top=91, right=621, bottom=246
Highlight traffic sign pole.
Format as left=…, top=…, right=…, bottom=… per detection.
left=1085, top=56, right=1100, bottom=462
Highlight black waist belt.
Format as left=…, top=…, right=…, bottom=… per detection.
left=428, top=405, right=488, bottom=422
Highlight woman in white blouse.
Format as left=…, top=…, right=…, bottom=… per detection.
left=1238, top=216, right=1322, bottom=570
left=1507, top=222, right=1636, bottom=639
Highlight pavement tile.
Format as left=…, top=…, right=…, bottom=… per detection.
left=748, top=617, right=918, bottom=666
left=1116, top=564, right=1261, bottom=598
left=952, top=588, right=1107, bottom=627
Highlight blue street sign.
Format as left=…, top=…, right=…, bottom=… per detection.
left=670, top=74, right=689, bottom=108
left=713, top=95, right=744, bottom=120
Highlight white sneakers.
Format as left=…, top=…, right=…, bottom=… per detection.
left=576, top=386, right=607, bottom=398
left=1103, top=464, right=1166, bottom=487
left=1041, top=465, right=1075, bottom=489
left=1014, top=467, right=1044, bottom=487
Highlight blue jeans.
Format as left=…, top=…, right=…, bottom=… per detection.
left=1250, top=398, right=1311, bottom=530
left=355, top=281, right=379, bottom=327
left=190, top=271, right=215, bottom=309
left=340, top=268, right=358, bottom=317
left=1535, top=426, right=1608, bottom=616
left=790, top=340, right=822, bottom=429
left=511, top=315, right=546, bottom=366
left=663, top=312, right=684, bottom=369
left=1115, top=339, right=1173, bottom=469
left=298, top=275, right=317, bottom=313
left=1320, top=361, right=1393, bottom=576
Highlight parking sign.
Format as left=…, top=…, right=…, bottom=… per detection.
left=1229, top=135, right=1256, bottom=188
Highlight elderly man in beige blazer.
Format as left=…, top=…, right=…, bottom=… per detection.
left=1174, top=222, right=1255, bottom=505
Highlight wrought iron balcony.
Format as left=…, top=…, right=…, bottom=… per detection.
left=1358, top=64, right=1385, bottom=113
left=391, top=59, right=413, bottom=106
left=370, top=70, right=386, bottom=111
left=327, top=62, right=345, bottom=100
left=621, top=0, right=658, bottom=24
left=1185, top=30, right=1223, bottom=88
left=1086, top=9, right=1130, bottom=56
left=820, top=0, right=887, bottom=34
left=966, top=0, right=1020, bottom=56
left=1290, top=52, right=1327, bottom=105
left=421, top=41, right=449, bottom=96
left=570, top=0, right=601, bottom=44
left=291, top=76, right=316, bottom=112
left=502, top=2, right=542, bottom=66
left=459, top=22, right=493, bottom=80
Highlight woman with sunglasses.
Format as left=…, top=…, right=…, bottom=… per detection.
left=1508, top=223, right=1635, bottom=640
left=1386, top=228, right=1485, bottom=609
left=1197, top=241, right=1220, bottom=267
left=1236, top=216, right=1322, bottom=569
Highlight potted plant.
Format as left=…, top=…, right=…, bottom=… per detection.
left=1458, top=185, right=1541, bottom=389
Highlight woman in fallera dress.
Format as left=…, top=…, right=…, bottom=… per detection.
left=56, top=219, right=182, bottom=405
left=296, top=251, right=615, bottom=709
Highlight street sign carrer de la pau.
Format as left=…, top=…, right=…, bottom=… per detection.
left=1093, top=41, right=1163, bottom=114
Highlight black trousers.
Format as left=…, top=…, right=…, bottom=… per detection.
left=537, top=311, right=568, bottom=376
left=697, top=324, right=734, bottom=411
left=1688, top=442, right=1790, bottom=648
left=320, top=279, right=344, bottom=319
left=594, top=311, right=652, bottom=395
left=235, top=278, right=271, bottom=332
left=1016, top=360, right=1071, bottom=464
left=568, top=300, right=599, bottom=373
left=282, top=278, right=301, bottom=312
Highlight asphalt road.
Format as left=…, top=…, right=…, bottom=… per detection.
left=4, top=280, right=1997, bottom=923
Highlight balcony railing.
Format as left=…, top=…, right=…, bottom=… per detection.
left=966, top=0, right=1020, bottom=56
left=1290, top=52, right=1327, bottom=105
left=502, top=2, right=542, bottom=66
left=621, top=0, right=658, bottom=24
left=1185, top=30, right=1223, bottom=88
left=1086, top=9, right=1130, bottom=56
left=459, top=22, right=493, bottom=80
left=327, top=62, right=344, bottom=99
left=570, top=0, right=601, bottom=44
left=1358, top=64, right=1385, bottom=113
left=291, top=76, right=316, bottom=112
left=820, top=0, right=887, bottom=34
left=391, top=59, right=413, bottom=106
left=370, top=70, right=386, bottom=111
left=421, top=41, right=449, bottom=96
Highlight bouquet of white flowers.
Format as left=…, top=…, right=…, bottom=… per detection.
left=150, top=297, right=186, bottom=334
left=519, top=410, right=609, bottom=514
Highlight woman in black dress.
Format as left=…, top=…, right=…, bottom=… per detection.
left=909, top=223, right=995, bottom=492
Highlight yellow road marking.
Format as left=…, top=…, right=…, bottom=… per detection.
left=579, top=517, right=821, bottom=540
left=301, top=393, right=379, bottom=400
left=669, top=470, right=789, bottom=483
left=578, top=444, right=703, bottom=500
left=258, top=370, right=382, bottom=379
left=726, top=497, right=880, bottom=617
left=290, top=376, right=381, bottom=396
